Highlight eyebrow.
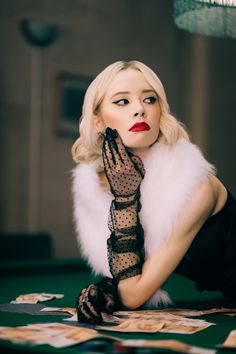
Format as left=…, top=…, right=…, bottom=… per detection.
left=111, top=89, right=157, bottom=99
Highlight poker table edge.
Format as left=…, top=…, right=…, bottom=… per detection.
left=0, top=258, right=90, bottom=276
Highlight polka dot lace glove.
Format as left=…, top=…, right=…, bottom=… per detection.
left=102, top=128, right=146, bottom=283
left=102, top=127, right=145, bottom=207
left=76, top=277, right=120, bottom=324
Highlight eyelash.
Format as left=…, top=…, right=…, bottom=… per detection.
left=144, top=96, right=157, bottom=104
left=113, top=96, right=157, bottom=106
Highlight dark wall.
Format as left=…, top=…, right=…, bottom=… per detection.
left=0, top=0, right=235, bottom=257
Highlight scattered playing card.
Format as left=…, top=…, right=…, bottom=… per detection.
left=11, top=293, right=64, bottom=304
left=122, top=339, right=216, bottom=354
left=40, top=307, right=76, bottom=316
left=97, top=319, right=165, bottom=333
left=0, top=323, right=110, bottom=348
left=63, top=314, right=77, bottom=322
left=97, top=316, right=214, bottom=334
left=219, top=329, right=236, bottom=348
left=114, top=307, right=236, bottom=318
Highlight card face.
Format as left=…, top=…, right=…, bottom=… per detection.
left=2, top=306, right=235, bottom=349
left=220, top=329, right=236, bottom=348
left=114, top=308, right=236, bottom=318
left=97, top=316, right=214, bottom=334
left=11, top=293, right=64, bottom=304
left=40, top=307, right=76, bottom=316
left=0, top=323, right=105, bottom=348
left=97, top=319, right=165, bottom=333
left=97, top=310, right=215, bottom=334
left=122, top=339, right=216, bottom=354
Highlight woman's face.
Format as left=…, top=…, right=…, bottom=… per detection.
left=95, top=68, right=161, bottom=155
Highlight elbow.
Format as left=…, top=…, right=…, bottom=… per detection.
left=117, top=277, right=144, bottom=310
left=121, top=298, right=141, bottom=310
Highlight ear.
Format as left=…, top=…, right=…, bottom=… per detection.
left=93, top=115, right=105, bottom=133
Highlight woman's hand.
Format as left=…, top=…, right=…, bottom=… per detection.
left=76, top=277, right=119, bottom=324
left=102, top=127, right=145, bottom=199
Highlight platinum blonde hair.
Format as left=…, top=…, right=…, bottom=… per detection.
left=71, top=60, right=189, bottom=164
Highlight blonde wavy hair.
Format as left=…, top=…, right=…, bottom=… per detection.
left=71, top=60, right=189, bottom=164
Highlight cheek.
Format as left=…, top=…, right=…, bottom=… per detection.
left=102, top=118, right=130, bottom=139
left=99, top=109, right=122, bottom=129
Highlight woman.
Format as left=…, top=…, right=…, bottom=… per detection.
left=71, top=60, right=236, bottom=324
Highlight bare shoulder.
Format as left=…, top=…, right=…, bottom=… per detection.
left=189, top=175, right=227, bottom=217
left=209, top=175, right=228, bottom=216
left=190, top=179, right=216, bottom=218
left=171, top=179, right=216, bottom=241
left=172, top=176, right=227, bottom=242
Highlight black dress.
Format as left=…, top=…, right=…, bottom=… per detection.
left=175, top=190, right=236, bottom=297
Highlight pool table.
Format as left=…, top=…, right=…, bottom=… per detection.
left=0, top=258, right=236, bottom=353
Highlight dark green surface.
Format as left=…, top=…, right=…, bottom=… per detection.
left=0, top=258, right=236, bottom=353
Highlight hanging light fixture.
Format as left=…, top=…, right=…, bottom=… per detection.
left=173, top=0, right=236, bottom=38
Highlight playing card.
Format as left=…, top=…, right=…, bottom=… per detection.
left=220, top=329, right=236, bottom=348
left=122, top=339, right=216, bottom=354
left=97, top=317, right=214, bottom=334
left=11, top=293, right=64, bottom=304
left=0, top=322, right=120, bottom=348
left=114, top=307, right=236, bottom=318
left=40, top=307, right=76, bottom=316
left=97, top=319, right=165, bottom=333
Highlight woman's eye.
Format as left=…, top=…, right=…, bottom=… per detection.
left=144, top=96, right=157, bottom=104
left=113, top=99, right=129, bottom=106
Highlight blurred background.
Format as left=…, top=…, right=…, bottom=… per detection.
left=0, top=0, right=235, bottom=261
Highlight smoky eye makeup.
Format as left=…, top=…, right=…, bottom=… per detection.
left=112, top=98, right=129, bottom=105
left=144, top=96, right=158, bottom=104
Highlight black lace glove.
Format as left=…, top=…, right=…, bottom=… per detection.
left=76, top=277, right=120, bottom=324
left=102, top=128, right=145, bottom=283
left=102, top=127, right=145, bottom=205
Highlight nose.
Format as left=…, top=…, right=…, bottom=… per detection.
left=134, top=111, right=145, bottom=118
left=133, top=101, right=146, bottom=118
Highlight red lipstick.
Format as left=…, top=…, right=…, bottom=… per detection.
left=129, top=122, right=150, bottom=132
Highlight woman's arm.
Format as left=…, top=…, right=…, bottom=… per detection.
left=118, top=179, right=216, bottom=309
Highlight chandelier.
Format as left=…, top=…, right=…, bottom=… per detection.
left=173, top=0, right=236, bottom=38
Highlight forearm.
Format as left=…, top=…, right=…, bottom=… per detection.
left=109, top=198, right=139, bottom=235
left=117, top=233, right=195, bottom=309
left=107, top=197, right=144, bottom=282
left=109, top=197, right=168, bottom=308
left=102, top=127, right=147, bottom=301
left=116, top=172, right=215, bottom=310
left=117, top=253, right=166, bottom=309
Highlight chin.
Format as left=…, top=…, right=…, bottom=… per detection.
left=122, top=136, right=157, bottom=150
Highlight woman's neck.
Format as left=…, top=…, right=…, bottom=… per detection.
left=128, top=147, right=149, bottom=160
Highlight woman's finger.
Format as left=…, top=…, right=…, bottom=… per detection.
left=115, top=136, right=131, bottom=165
left=109, top=134, right=124, bottom=164
left=104, top=128, right=128, bottom=165
left=77, top=291, right=90, bottom=322
left=102, top=138, right=115, bottom=170
left=104, top=293, right=115, bottom=313
left=77, top=289, right=102, bottom=324
left=87, top=284, right=99, bottom=301
left=83, top=300, right=102, bottom=323
left=107, top=135, right=116, bottom=165
left=130, top=154, right=145, bottom=178
left=77, top=303, right=90, bottom=322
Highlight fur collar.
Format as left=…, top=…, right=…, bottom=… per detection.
left=72, top=139, right=215, bottom=308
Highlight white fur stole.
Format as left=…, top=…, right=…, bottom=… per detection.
left=71, top=139, right=215, bottom=308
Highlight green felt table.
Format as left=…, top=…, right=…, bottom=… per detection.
left=0, top=258, right=236, bottom=353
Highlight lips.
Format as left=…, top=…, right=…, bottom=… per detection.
left=129, top=122, right=150, bottom=132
